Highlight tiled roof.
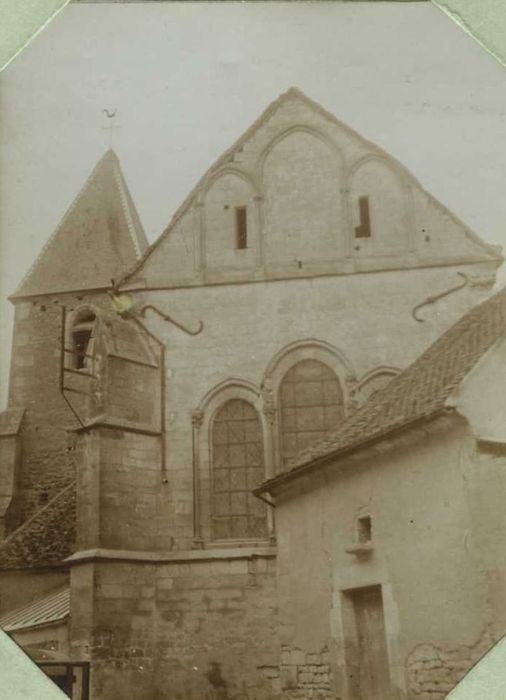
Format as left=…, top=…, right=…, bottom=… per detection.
left=0, top=588, right=69, bottom=633
left=256, top=285, right=506, bottom=494
left=0, top=484, right=75, bottom=569
left=13, top=150, right=148, bottom=299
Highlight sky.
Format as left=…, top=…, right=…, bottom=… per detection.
left=1, top=1, right=506, bottom=407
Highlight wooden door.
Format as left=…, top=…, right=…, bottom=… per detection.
left=352, top=586, right=391, bottom=700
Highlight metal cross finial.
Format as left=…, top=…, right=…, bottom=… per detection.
left=102, top=108, right=120, bottom=147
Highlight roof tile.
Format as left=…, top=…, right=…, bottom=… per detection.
left=259, top=285, right=506, bottom=492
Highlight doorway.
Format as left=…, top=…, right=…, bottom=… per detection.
left=344, top=585, right=391, bottom=700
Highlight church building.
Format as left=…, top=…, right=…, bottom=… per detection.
left=0, top=88, right=502, bottom=700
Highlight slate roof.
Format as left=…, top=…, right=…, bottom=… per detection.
left=13, top=150, right=148, bottom=299
left=0, top=483, right=75, bottom=570
left=256, top=285, right=506, bottom=494
left=0, top=588, right=69, bottom=633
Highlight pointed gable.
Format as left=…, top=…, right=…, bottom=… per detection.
left=13, top=150, right=148, bottom=299
left=120, top=87, right=501, bottom=290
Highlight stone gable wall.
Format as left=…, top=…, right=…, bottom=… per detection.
left=133, top=93, right=498, bottom=290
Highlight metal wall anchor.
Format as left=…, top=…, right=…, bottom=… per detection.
left=139, top=304, right=204, bottom=336
left=411, top=272, right=469, bottom=323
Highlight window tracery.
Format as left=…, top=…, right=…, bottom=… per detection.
left=210, top=398, right=268, bottom=540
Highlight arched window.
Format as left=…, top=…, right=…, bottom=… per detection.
left=211, top=399, right=267, bottom=541
left=279, top=359, right=344, bottom=464
left=71, top=311, right=96, bottom=370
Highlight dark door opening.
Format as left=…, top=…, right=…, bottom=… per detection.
left=38, top=661, right=90, bottom=699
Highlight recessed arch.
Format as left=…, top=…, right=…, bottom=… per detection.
left=349, top=155, right=411, bottom=254
left=358, top=366, right=401, bottom=404
left=262, top=339, right=355, bottom=472
left=199, top=166, right=261, bottom=202
left=278, top=358, right=345, bottom=466
left=197, top=377, right=261, bottom=416
left=200, top=169, right=260, bottom=271
left=348, top=153, right=409, bottom=183
left=257, top=124, right=345, bottom=177
left=263, top=338, right=356, bottom=395
left=259, top=127, right=347, bottom=265
left=193, top=377, right=271, bottom=544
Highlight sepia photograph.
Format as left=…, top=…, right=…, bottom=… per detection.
left=1, top=1, right=506, bottom=698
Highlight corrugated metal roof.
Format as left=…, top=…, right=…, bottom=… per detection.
left=0, top=588, right=69, bottom=633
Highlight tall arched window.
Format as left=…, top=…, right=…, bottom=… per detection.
left=211, top=399, right=267, bottom=540
left=279, top=359, right=344, bottom=464
left=71, top=311, right=96, bottom=370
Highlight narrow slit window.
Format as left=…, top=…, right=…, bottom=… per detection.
left=355, top=196, right=371, bottom=239
left=357, top=515, right=372, bottom=543
left=235, top=206, right=248, bottom=249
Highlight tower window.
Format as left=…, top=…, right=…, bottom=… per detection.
left=71, top=312, right=96, bottom=370
left=235, top=206, right=248, bottom=249
left=355, top=196, right=371, bottom=239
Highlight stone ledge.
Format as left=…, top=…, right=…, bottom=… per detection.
left=65, top=545, right=277, bottom=565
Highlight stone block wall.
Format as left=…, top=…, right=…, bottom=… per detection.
left=5, top=292, right=110, bottom=532
left=406, top=627, right=499, bottom=700
left=153, top=554, right=279, bottom=700
left=99, top=430, right=165, bottom=551
left=69, top=554, right=279, bottom=700
left=75, top=426, right=165, bottom=552
left=259, top=646, right=337, bottom=700
left=71, top=561, right=158, bottom=700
